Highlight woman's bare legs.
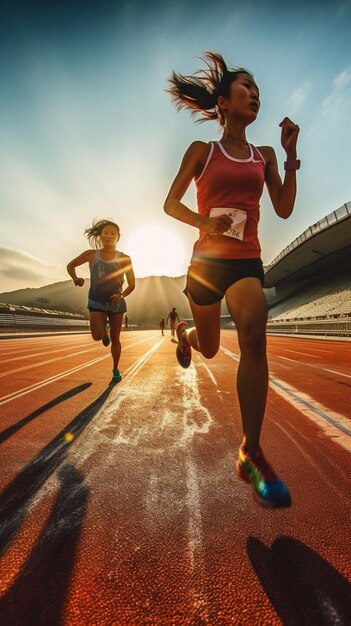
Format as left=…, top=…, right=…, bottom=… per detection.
left=224, top=277, right=268, bottom=449
left=109, top=313, right=124, bottom=369
left=181, top=293, right=222, bottom=359
left=89, top=311, right=108, bottom=341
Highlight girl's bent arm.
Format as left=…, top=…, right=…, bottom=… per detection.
left=163, top=142, right=210, bottom=229
left=122, top=256, right=135, bottom=298
left=263, top=147, right=297, bottom=219
left=164, top=142, right=234, bottom=234
left=262, top=113, right=300, bottom=220
left=66, top=250, right=94, bottom=282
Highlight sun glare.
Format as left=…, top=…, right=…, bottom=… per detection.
left=123, top=225, right=188, bottom=277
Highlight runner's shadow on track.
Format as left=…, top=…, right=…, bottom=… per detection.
left=0, top=382, right=92, bottom=444
left=0, top=384, right=114, bottom=558
left=0, top=464, right=89, bottom=626
left=247, top=535, right=351, bottom=625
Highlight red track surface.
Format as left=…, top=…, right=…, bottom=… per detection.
left=0, top=331, right=350, bottom=625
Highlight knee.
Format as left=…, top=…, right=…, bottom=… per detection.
left=239, top=326, right=266, bottom=353
left=201, top=343, right=220, bottom=359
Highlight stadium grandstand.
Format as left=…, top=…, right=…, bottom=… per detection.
left=264, top=201, right=351, bottom=337
left=0, top=302, right=89, bottom=335
left=1, top=202, right=350, bottom=338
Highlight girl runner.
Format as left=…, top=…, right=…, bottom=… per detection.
left=164, top=52, right=300, bottom=507
left=67, top=218, right=135, bottom=383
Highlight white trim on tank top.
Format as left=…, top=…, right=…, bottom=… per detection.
left=96, top=249, right=120, bottom=263
left=195, top=142, right=215, bottom=183
left=253, top=146, right=266, bottom=165
left=216, top=141, right=254, bottom=163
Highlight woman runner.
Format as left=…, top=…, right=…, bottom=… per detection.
left=164, top=52, right=300, bottom=507
left=67, top=218, right=135, bottom=383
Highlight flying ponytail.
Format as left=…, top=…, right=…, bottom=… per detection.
left=166, top=51, right=253, bottom=126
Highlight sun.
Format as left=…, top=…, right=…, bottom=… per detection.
left=123, top=224, right=188, bottom=277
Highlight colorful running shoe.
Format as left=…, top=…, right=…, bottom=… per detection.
left=176, top=321, right=192, bottom=368
left=102, top=323, right=110, bottom=347
left=236, top=444, right=292, bottom=508
left=111, top=367, right=122, bottom=383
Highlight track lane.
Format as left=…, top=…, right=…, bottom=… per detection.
left=0, top=331, right=350, bottom=625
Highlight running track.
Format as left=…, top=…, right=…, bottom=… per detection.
left=0, top=331, right=350, bottom=625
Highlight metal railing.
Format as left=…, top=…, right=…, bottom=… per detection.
left=264, top=201, right=351, bottom=272
left=0, top=313, right=90, bottom=334
left=265, top=317, right=351, bottom=337
left=184, top=314, right=351, bottom=337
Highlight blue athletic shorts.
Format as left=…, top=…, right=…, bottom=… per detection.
left=87, top=297, right=127, bottom=315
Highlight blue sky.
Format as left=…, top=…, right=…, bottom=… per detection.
left=1, top=0, right=350, bottom=289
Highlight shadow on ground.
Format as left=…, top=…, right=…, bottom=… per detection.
left=247, top=535, right=351, bottom=625
left=0, top=383, right=92, bottom=444
left=0, top=384, right=114, bottom=556
left=0, top=465, right=89, bottom=626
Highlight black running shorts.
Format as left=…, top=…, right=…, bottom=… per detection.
left=184, top=256, right=265, bottom=306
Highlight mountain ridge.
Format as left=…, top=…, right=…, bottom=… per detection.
left=0, top=276, right=276, bottom=324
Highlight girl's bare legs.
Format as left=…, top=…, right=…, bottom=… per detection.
left=181, top=294, right=222, bottom=359
left=224, top=277, right=268, bottom=449
left=109, top=313, right=124, bottom=369
left=89, top=311, right=108, bottom=341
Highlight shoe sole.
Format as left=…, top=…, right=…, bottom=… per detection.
left=176, top=323, right=191, bottom=368
left=176, top=347, right=191, bottom=368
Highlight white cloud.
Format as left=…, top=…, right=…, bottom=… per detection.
left=322, top=66, right=351, bottom=118
left=308, top=66, right=351, bottom=136
left=336, top=1, right=350, bottom=16
left=286, top=82, right=311, bottom=115
left=0, top=247, right=65, bottom=293
left=332, top=66, right=351, bottom=90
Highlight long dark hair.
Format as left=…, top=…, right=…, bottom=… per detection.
left=166, top=51, right=253, bottom=126
left=84, top=218, right=120, bottom=249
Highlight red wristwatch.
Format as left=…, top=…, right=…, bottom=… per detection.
left=284, top=159, right=301, bottom=170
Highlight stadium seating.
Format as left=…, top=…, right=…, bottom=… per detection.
left=268, top=270, right=351, bottom=320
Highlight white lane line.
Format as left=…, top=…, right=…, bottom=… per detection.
left=122, top=337, right=165, bottom=382
left=272, top=357, right=351, bottom=379
left=268, top=377, right=351, bottom=449
left=323, top=368, right=351, bottom=379
left=195, top=355, right=218, bottom=386
left=68, top=337, right=166, bottom=462
left=272, top=421, right=350, bottom=502
left=220, top=346, right=239, bottom=362
left=277, top=348, right=319, bottom=358
left=0, top=332, right=157, bottom=365
left=0, top=333, right=159, bottom=377
left=0, top=355, right=110, bottom=406
left=298, top=348, right=332, bottom=353
left=220, top=346, right=351, bottom=450
left=0, top=333, right=158, bottom=364
left=268, top=360, right=291, bottom=370
left=0, top=346, right=102, bottom=377
left=0, top=345, right=82, bottom=363
left=185, top=455, right=210, bottom=621
left=178, top=365, right=214, bottom=447
left=0, top=334, right=162, bottom=406
left=24, top=338, right=167, bottom=507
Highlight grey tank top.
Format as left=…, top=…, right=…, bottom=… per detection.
left=88, top=249, right=125, bottom=303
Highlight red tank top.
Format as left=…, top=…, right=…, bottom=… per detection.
left=193, top=141, right=266, bottom=259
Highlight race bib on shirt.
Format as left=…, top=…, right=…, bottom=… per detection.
left=209, top=207, right=247, bottom=241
